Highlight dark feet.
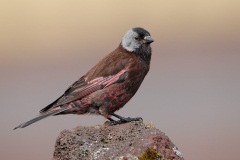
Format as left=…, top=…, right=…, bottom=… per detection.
left=109, top=113, right=142, bottom=125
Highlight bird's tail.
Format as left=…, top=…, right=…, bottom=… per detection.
left=14, top=106, right=69, bottom=130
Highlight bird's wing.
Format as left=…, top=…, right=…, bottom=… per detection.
left=40, top=69, right=128, bottom=113
left=40, top=51, right=132, bottom=113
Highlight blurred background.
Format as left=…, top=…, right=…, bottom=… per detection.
left=0, top=1, right=240, bottom=160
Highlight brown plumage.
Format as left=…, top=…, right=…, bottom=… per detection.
left=14, top=27, right=154, bottom=129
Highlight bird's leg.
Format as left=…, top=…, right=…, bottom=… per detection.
left=110, top=113, right=142, bottom=125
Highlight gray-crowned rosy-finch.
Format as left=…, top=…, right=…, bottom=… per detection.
left=14, top=27, right=154, bottom=129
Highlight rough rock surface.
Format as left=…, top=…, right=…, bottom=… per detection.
left=53, top=121, right=184, bottom=160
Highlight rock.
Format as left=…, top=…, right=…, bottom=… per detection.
left=53, top=121, right=184, bottom=160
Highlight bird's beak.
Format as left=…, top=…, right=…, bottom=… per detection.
left=143, top=36, right=154, bottom=44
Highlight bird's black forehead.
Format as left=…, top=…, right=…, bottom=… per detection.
left=132, top=27, right=150, bottom=37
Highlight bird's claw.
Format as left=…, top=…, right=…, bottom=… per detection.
left=110, top=117, right=142, bottom=125
left=124, top=117, right=142, bottom=122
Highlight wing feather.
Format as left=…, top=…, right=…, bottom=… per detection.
left=40, top=69, right=127, bottom=113
left=40, top=76, right=87, bottom=113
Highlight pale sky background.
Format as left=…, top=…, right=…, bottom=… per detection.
left=0, top=1, right=240, bottom=160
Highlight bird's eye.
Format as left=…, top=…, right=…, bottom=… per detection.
left=134, top=37, right=140, bottom=41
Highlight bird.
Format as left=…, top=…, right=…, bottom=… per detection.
left=14, top=27, right=154, bottom=129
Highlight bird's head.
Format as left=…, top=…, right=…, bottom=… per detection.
left=121, top=27, right=154, bottom=59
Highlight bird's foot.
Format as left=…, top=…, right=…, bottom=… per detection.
left=110, top=117, right=142, bottom=125
left=106, top=113, right=143, bottom=125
